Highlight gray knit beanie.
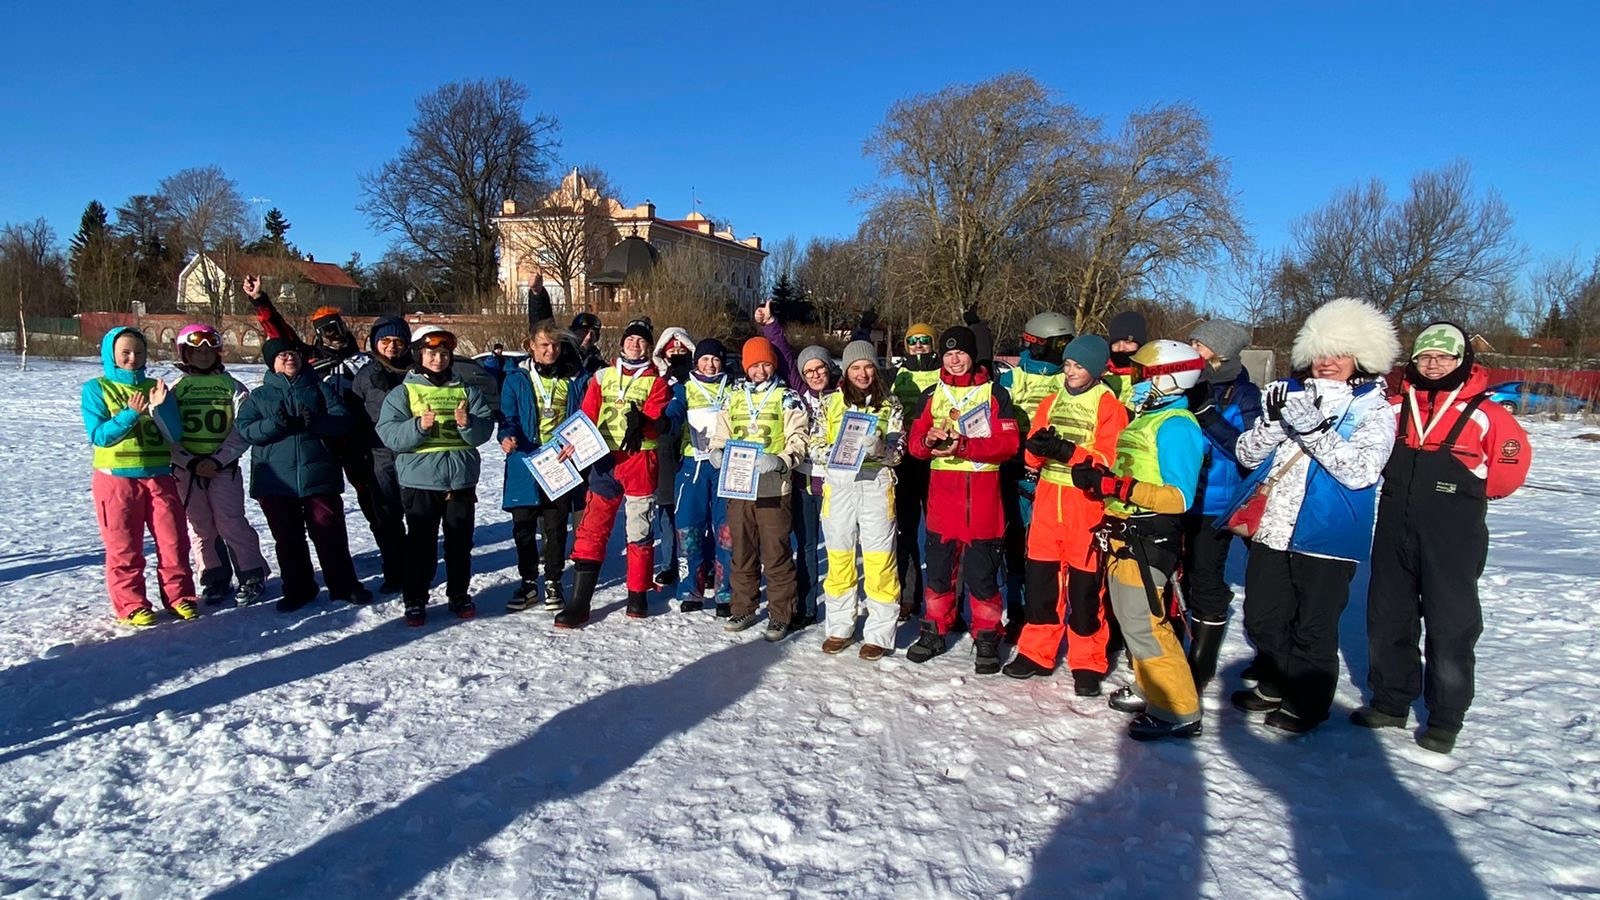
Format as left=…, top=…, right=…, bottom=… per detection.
left=841, top=340, right=877, bottom=371
left=1188, top=318, right=1252, bottom=361
left=797, top=345, right=833, bottom=375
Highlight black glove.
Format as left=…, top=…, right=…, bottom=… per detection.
left=1185, top=381, right=1213, bottom=416
left=279, top=411, right=303, bottom=434
left=1263, top=382, right=1289, bottom=423
left=621, top=404, right=646, bottom=452
left=962, top=303, right=980, bottom=325
left=857, top=309, right=878, bottom=330
left=1024, top=426, right=1076, bottom=463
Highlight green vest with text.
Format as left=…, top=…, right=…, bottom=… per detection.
left=726, top=382, right=788, bottom=454
left=91, top=378, right=171, bottom=470
left=595, top=365, right=659, bottom=451
left=680, top=377, right=728, bottom=459
left=892, top=366, right=940, bottom=416
left=405, top=382, right=471, bottom=453
left=1105, top=404, right=1192, bottom=518
left=1038, top=384, right=1114, bottom=487
left=172, top=373, right=235, bottom=456
left=1007, top=368, right=1061, bottom=434
left=926, top=381, right=996, bottom=474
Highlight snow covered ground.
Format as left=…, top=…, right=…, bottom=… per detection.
left=1, top=354, right=1597, bottom=898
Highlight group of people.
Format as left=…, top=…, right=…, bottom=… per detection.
left=81, top=287, right=1531, bottom=751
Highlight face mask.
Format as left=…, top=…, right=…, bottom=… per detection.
left=1110, top=350, right=1135, bottom=369
left=1129, top=381, right=1155, bottom=410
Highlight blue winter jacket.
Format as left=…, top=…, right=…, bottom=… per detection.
left=236, top=370, right=352, bottom=499
left=1194, top=369, right=1263, bottom=516
left=81, top=327, right=183, bottom=478
left=1216, top=379, right=1386, bottom=562
left=498, top=361, right=585, bottom=509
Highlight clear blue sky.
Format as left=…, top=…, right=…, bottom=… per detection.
left=3, top=1, right=1596, bottom=306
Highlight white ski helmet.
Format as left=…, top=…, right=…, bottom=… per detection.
left=1130, top=339, right=1205, bottom=403
left=1021, top=311, right=1074, bottom=364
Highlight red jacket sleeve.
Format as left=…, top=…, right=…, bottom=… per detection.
left=251, top=294, right=302, bottom=347
left=956, top=385, right=1020, bottom=464
left=642, top=373, right=671, bottom=419
left=1481, top=404, right=1531, bottom=500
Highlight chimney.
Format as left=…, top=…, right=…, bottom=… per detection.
left=306, top=254, right=315, bottom=263
left=502, top=199, right=518, bottom=215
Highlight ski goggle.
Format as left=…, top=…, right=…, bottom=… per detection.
left=417, top=332, right=458, bottom=352
left=313, top=318, right=347, bottom=338
left=178, top=328, right=222, bottom=349
left=906, top=335, right=933, bottom=347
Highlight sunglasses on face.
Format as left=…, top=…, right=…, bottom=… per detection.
left=906, top=336, right=933, bottom=347
left=180, top=330, right=222, bottom=349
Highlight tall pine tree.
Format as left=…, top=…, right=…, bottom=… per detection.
left=70, top=200, right=136, bottom=312
left=246, top=207, right=297, bottom=258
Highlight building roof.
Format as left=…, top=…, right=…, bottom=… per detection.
left=204, top=253, right=361, bottom=290
left=589, top=236, right=659, bottom=286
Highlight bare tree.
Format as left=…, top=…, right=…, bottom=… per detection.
left=159, top=165, right=248, bottom=318
left=113, top=194, right=179, bottom=309
left=1, top=219, right=73, bottom=359
left=627, top=243, right=737, bottom=341
left=1276, top=161, right=1521, bottom=329
left=361, top=78, right=560, bottom=307
left=763, top=234, right=800, bottom=296
left=503, top=164, right=619, bottom=315
left=861, top=73, right=1099, bottom=322
left=1064, top=104, right=1248, bottom=332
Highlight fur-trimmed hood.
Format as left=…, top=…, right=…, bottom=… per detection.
left=1291, top=297, right=1400, bottom=375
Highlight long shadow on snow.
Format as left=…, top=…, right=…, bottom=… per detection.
left=0, top=612, right=462, bottom=766
left=0, top=549, right=105, bottom=584
left=213, top=638, right=781, bottom=900
left=0, top=602, right=366, bottom=753
left=1216, top=660, right=1486, bottom=899
left=1020, top=726, right=1206, bottom=898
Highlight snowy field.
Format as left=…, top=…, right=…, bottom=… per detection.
left=1, top=354, right=1597, bottom=899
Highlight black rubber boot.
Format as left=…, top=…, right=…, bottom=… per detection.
left=1186, top=617, right=1227, bottom=690
left=625, top=590, right=649, bottom=619
left=556, top=561, right=599, bottom=629
left=974, top=631, right=1001, bottom=675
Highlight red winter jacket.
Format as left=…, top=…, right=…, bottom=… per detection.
left=908, top=370, right=1020, bottom=540
left=1391, top=364, right=1531, bottom=500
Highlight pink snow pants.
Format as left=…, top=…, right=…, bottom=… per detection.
left=92, top=470, right=196, bottom=617
left=174, top=466, right=268, bottom=579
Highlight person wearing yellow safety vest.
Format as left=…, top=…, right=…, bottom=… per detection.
left=903, top=326, right=1021, bottom=674
left=811, top=340, right=905, bottom=660
left=1070, top=339, right=1208, bottom=741
left=499, top=320, right=588, bottom=614
left=154, top=324, right=270, bottom=606
left=662, top=337, right=734, bottom=616
left=376, top=326, right=494, bottom=625
left=81, top=326, right=198, bottom=626
left=889, top=321, right=942, bottom=621
left=1004, top=335, right=1128, bottom=697
left=708, top=336, right=810, bottom=640
left=561, top=317, right=675, bottom=626
left=238, top=336, right=366, bottom=613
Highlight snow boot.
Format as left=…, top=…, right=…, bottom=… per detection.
left=236, top=576, right=266, bottom=606
left=1128, top=714, right=1202, bottom=742
left=1231, top=686, right=1282, bottom=713
left=1186, top=617, right=1227, bottom=690
left=1108, top=685, right=1147, bottom=714
left=542, top=582, right=565, bottom=612
left=679, top=597, right=704, bottom=613
left=1417, top=726, right=1458, bottom=754
left=715, top=601, right=732, bottom=618
left=555, top=562, right=598, bottom=629
left=1002, top=656, right=1053, bottom=679
left=1072, top=670, right=1104, bottom=697
left=336, top=586, right=373, bottom=606
left=625, top=590, right=649, bottom=619
left=905, top=622, right=947, bottom=664
left=404, top=604, right=426, bottom=627
left=506, top=580, right=541, bottom=612
left=723, top=612, right=759, bottom=633
left=448, top=597, right=476, bottom=620
left=763, top=618, right=795, bottom=642
left=973, top=631, right=1002, bottom=675
left=1350, top=706, right=1408, bottom=729
left=654, top=567, right=678, bottom=588
left=1263, top=709, right=1315, bottom=735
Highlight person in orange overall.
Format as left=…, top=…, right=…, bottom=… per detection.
left=1003, top=335, right=1128, bottom=696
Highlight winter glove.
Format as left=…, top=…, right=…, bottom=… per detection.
left=278, top=411, right=303, bottom=434
left=755, top=453, right=788, bottom=476
left=1263, top=382, right=1289, bottom=423
left=1070, top=461, right=1136, bottom=503
left=857, top=309, right=879, bottom=331
left=962, top=303, right=980, bottom=326
left=1024, top=426, right=1077, bottom=462
left=621, top=404, right=646, bottom=452
left=1280, top=392, right=1333, bottom=435
left=859, top=431, right=883, bottom=459
left=1185, top=381, right=1214, bottom=416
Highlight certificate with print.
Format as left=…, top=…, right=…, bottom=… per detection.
left=525, top=444, right=583, bottom=500
left=957, top=402, right=992, bottom=439
left=717, top=440, right=763, bottom=501
left=554, top=412, right=609, bottom=469
left=827, top=411, right=878, bottom=475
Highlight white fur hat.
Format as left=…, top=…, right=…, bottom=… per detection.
left=1291, top=297, right=1400, bottom=374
